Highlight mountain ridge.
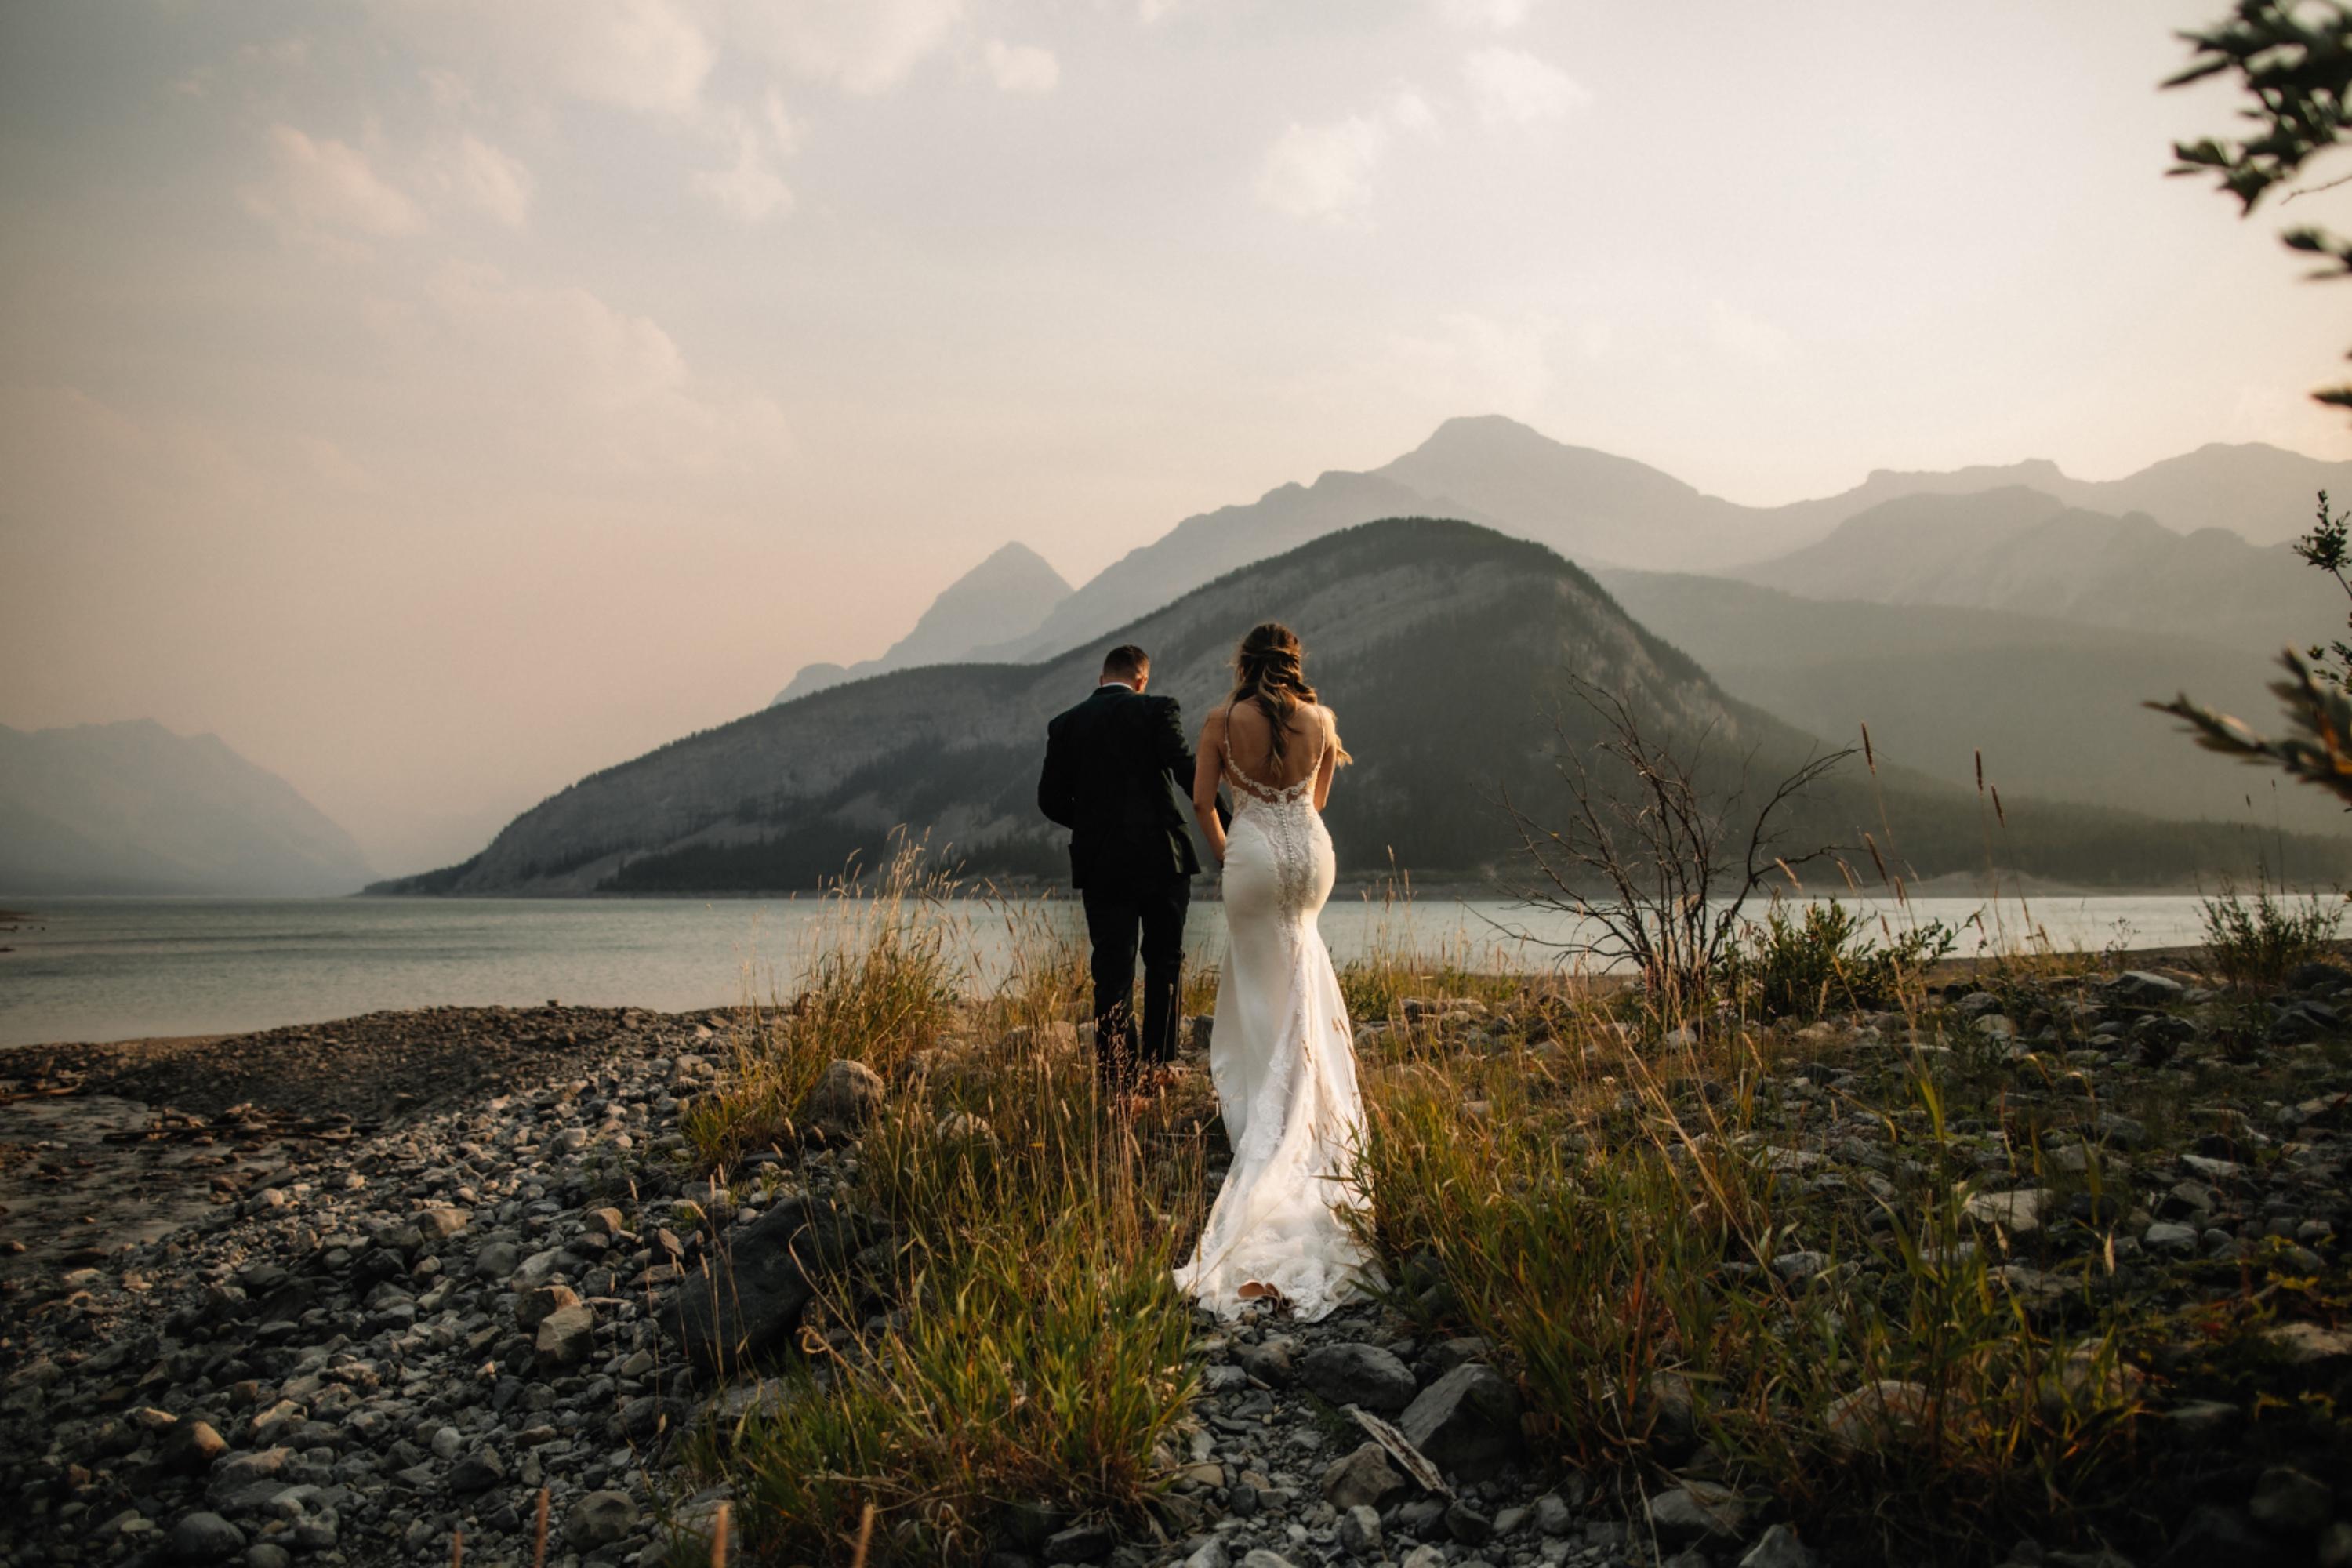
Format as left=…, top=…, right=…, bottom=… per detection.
left=0, top=718, right=375, bottom=896
left=379, top=519, right=2350, bottom=898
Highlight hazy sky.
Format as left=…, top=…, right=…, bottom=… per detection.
left=4, top=1, right=2348, bottom=874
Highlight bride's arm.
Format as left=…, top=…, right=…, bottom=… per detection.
left=1312, top=706, right=1345, bottom=812
left=1192, top=706, right=1229, bottom=867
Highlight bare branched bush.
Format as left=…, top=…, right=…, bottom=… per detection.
left=1501, top=679, right=1853, bottom=1022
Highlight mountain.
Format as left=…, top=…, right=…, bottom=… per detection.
left=774, top=542, right=1073, bottom=703
left=970, top=471, right=1479, bottom=663
left=937, top=419, right=2347, bottom=669
left=1600, top=570, right=2350, bottom=836
left=1731, top=487, right=2337, bottom=651
left=375, top=520, right=2351, bottom=897
left=2037, top=441, right=2352, bottom=547
left=0, top=720, right=374, bottom=895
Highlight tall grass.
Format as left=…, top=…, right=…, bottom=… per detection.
left=1348, top=993, right=2148, bottom=1559
left=681, top=841, right=968, bottom=1170
left=683, top=851, right=1207, bottom=1565
left=2200, top=873, right=2347, bottom=991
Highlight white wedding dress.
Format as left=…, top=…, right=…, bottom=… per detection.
left=1174, top=727, right=1380, bottom=1320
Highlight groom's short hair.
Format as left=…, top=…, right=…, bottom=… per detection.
left=1102, top=644, right=1150, bottom=681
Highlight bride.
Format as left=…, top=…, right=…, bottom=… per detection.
left=1172, top=622, right=1380, bottom=1320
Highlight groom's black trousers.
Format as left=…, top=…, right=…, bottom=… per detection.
left=1080, top=875, right=1190, bottom=1086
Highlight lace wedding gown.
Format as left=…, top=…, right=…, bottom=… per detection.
left=1174, top=732, right=1380, bottom=1320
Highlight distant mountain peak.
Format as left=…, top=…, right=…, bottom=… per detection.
left=773, top=537, right=1074, bottom=705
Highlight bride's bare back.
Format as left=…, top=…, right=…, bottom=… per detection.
left=1191, top=699, right=1341, bottom=867
left=1218, top=699, right=1334, bottom=793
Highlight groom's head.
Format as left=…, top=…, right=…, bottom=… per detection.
left=1100, top=644, right=1150, bottom=692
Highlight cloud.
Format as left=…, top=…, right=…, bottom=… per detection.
left=428, top=134, right=534, bottom=227
left=401, top=262, right=793, bottom=483
left=982, top=39, right=1060, bottom=95
left=1438, top=0, right=1534, bottom=27
left=372, top=0, right=715, bottom=118
left=1258, top=117, right=1389, bottom=221
left=241, top=125, right=426, bottom=240
left=1462, top=45, right=1586, bottom=126
left=1257, top=89, right=1438, bottom=222
left=1708, top=299, right=1791, bottom=364
left=691, top=89, right=797, bottom=223
left=724, top=0, right=964, bottom=96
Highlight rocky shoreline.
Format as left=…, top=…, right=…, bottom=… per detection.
left=2, top=953, right=2349, bottom=1568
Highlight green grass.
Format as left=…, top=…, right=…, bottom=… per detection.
left=664, top=848, right=2347, bottom=1566
left=2200, top=873, right=2347, bottom=992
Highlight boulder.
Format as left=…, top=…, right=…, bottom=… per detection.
left=2250, top=1465, right=2333, bottom=1534
left=449, top=1447, right=506, bottom=1493
left=169, top=1511, right=246, bottom=1561
left=1301, top=1342, right=1419, bottom=1414
left=1823, top=1381, right=1933, bottom=1452
left=1962, top=1188, right=2053, bottom=1236
left=1338, top=1504, right=1383, bottom=1556
left=1648, top=1481, right=1751, bottom=1544
left=516, top=1283, right=580, bottom=1333
left=1740, top=1525, right=1821, bottom=1568
left=670, top=1196, right=868, bottom=1371
left=1399, top=1363, right=1523, bottom=1474
left=2110, top=970, right=2186, bottom=1005
left=1235, top=1334, right=1301, bottom=1388
left=804, top=1059, right=885, bottom=1131
left=564, top=1490, right=639, bottom=1549
left=1321, top=1442, right=1405, bottom=1511
left=534, top=1303, right=597, bottom=1367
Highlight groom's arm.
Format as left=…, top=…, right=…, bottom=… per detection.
left=1156, top=697, right=1231, bottom=827
left=1036, top=717, right=1076, bottom=829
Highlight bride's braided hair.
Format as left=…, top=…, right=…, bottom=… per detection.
left=1229, top=622, right=1345, bottom=773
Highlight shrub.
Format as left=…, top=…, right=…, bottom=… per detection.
left=681, top=838, right=967, bottom=1170
left=1727, top=899, right=1956, bottom=1021
left=2199, top=875, right=2347, bottom=990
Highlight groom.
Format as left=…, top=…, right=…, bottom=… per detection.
left=1036, top=644, right=1218, bottom=1091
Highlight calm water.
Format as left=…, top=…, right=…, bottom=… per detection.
left=0, top=893, right=2219, bottom=1049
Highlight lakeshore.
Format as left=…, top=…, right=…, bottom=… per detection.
left=2, top=907, right=2349, bottom=1568
left=0, top=893, right=2249, bottom=1051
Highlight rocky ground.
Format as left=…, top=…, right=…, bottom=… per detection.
left=1, top=957, right=2348, bottom=1568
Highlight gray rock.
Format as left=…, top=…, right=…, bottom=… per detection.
left=1964, top=1188, right=2053, bottom=1236
left=1338, top=1504, right=1383, bottom=1555
left=1235, top=1334, right=1301, bottom=1388
left=167, top=1418, right=228, bottom=1473
left=2250, top=1465, right=2333, bottom=1534
left=566, top=1490, right=639, bottom=1548
left=1446, top=1501, right=1494, bottom=1545
left=1301, top=1342, right=1419, bottom=1414
left=1398, top=1551, right=1445, bottom=1568
left=1184, top=1542, right=1231, bottom=1568
left=474, top=1240, right=521, bottom=1279
left=535, top=1302, right=597, bottom=1367
left=1240, top=1553, right=1299, bottom=1568
left=2142, top=1221, right=2198, bottom=1255
left=1533, top=1494, right=1573, bottom=1536
left=245, top=1544, right=292, bottom=1568
left=170, top=1511, right=247, bottom=1561
left=1321, top=1442, right=1406, bottom=1511
left=1740, top=1524, right=1821, bottom=1568
left=1044, top=1522, right=1115, bottom=1563
left=1399, top=1363, right=1524, bottom=1474
left=670, top=1196, right=866, bottom=1371
left=1823, top=1381, right=1932, bottom=1451
left=516, top=1283, right=579, bottom=1332
left=1648, top=1481, right=1751, bottom=1543
left=2111, top=971, right=2186, bottom=1004
left=806, top=1058, right=886, bottom=1129
left=449, top=1446, right=506, bottom=1492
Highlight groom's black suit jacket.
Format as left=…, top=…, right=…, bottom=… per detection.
left=1036, top=684, right=1206, bottom=890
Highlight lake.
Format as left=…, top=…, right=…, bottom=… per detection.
left=0, top=891, right=2223, bottom=1049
